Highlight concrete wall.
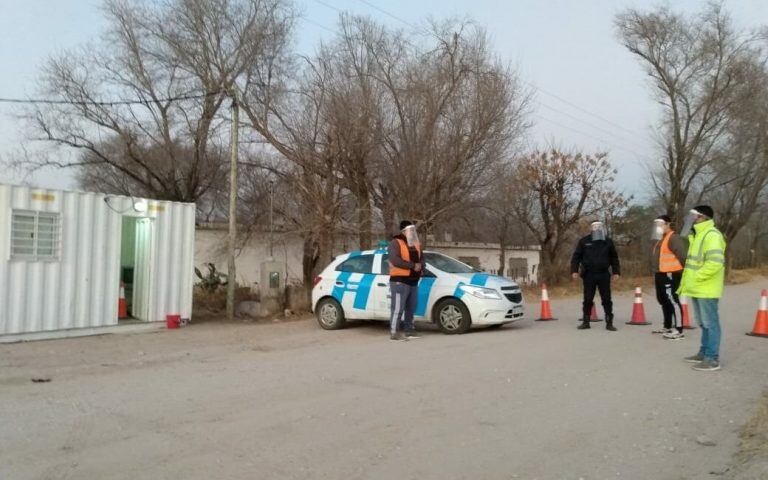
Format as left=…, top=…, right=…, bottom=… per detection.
left=195, top=228, right=541, bottom=288
left=195, top=229, right=305, bottom=289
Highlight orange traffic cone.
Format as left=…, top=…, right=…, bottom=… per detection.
left=746, top=289, right=768, bottom=338
left=626, top=286, right=651, bottom=325
left=118, top=281, right=128, bottom=319
left=576, top=304, right=603, bottom=322
left=680, top=296, right=695, bottom=330
left=535, top=284, right=558, bottom=321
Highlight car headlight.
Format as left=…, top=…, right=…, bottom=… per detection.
left=459, top=285, right=502, bottom=300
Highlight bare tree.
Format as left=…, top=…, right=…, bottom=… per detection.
left=23, top=0, right=295, bottom=202
left=616, top=4, right=753, bottom=222
left=512, top=150, right=627, bottom=283
left=695, top=49, right=768, bottom=242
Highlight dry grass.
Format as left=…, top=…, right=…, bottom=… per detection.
left=192, top=286, right=259, bottom=318
left=728, top=267, right=768, bottom=285
left=728, top=391, right=768, bottom=478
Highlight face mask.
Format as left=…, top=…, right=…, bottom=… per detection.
left=679, top=210, right=701, bottom=237
left=651, top=221, right=665, bottom=241
left=403, top=225, right=420, bottom=247
left=591, top=222, right=606, bottom=242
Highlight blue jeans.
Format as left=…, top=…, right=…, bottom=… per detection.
left=390, top=282, right=418, bottom=334
left=690, top=298, right=721, bottom=361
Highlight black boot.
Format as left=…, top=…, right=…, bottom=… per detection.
left=577, top=317, right=591, bottom=329
left=605, top=314, right=617, bottom=331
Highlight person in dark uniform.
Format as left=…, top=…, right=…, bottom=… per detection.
left=571, top=220, right=621, bottom=331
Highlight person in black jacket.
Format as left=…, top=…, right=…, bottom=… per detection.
left=571, top=221, right=621, bottom=331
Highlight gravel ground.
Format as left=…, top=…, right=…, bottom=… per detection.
left=1, top=278, right=767, bottom=480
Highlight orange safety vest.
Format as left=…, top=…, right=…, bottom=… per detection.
left=658, top=231, right=684, bottom=273
left=389, top=238, right=421, bottom=277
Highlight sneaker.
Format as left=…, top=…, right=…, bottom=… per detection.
left=684, top=353, right=705, bottom=363
left=605, top=323, right=617, bottom=332
left=692, top=359, right=721, bottom=371
left=577, top=322, right=591, bottom=330
left=663, top=331, right=685, bottom=340
left=405, top=331, right=421, bottom=339
left=653, top=328, right=673, bottom=334
left=390, top=332, right=404, bottom=341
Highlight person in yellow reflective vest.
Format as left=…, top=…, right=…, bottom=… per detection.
left=649, top=215, right=688, bottom=339
left=678, top=206, right=726, bottom=371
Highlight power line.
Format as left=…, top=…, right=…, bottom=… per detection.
left=537, top=101, right=649, bottom=152
left=0, top=91, right=224, bottom=107
left=527, top=82, right=639, bottom=137
left=338, top=0, right=647, bottom=144
left=535, top=113, right=649, bottom=161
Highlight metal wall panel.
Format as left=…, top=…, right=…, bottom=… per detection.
left=0, top=184, right=196, bottom=337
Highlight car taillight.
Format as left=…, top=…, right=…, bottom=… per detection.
left=313, top=275, right=322, bottom=287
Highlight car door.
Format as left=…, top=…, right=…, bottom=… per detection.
left=372, top=253, right=392, bottom=320
left=332, top=253, right=376, bottom=320
left=375, top=253, right=438, bottom=321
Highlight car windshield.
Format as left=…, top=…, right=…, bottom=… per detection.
left=424, top=252, right=476, bottom=274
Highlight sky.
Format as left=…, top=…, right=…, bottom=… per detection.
left=1, top=0, right=767, bottom=199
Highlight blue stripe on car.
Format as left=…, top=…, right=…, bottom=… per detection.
left=454, top=273, right=491, bottom=298
left=415, top=277, right=436, bottom=316
left=332, top=272, right=352, bottom=302
left=352, top=274, right=375, bottom=309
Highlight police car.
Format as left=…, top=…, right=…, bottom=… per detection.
left=312, top=248, right=524, bottom=334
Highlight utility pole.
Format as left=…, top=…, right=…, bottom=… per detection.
left=269, top=180, right=274, bottom=258
left=227, top=89, right=239, bottom=322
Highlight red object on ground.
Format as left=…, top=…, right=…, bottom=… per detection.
left=118, top=281, right=128, bottom=319
left=166, top=314, right=181, bottom=329
left=535, top=284, right=558, bottom=321
left=746, top=289, right=768, bottom=338
left=626, top=286, right=651, bottom=325
left=680, top=296, right=695, bottom=330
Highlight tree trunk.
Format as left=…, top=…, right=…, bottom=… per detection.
left=356, top=185, right=373, bottom=250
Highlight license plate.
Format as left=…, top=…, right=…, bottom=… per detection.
left=512, top=306, right=524, bottom=316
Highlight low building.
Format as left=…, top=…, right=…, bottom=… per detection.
left=195, top=227, right=540, bottom=289
left=0, top=184, right=196, bottom=342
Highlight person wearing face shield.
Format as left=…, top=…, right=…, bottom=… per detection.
left=649, top=215, right=688, bottom=339
left=570, top=220, right=621, bottom=331
left=387, top=220, right=424, bottom=340
left=678, top=206, right=727, bottom=371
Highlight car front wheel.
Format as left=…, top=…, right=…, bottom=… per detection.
left=316, top=298, right=346, bottom=330
left=435, top=298, right=471, bottom=334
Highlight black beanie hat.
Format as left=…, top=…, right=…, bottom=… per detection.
left=692, top=205, right=714, bottom=219
left=399, top=220, right=413, bottom=230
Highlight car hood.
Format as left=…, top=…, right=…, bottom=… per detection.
left=447, top=272, right=519, bottom=290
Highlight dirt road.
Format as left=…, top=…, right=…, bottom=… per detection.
left=2, top=279, right=767, bottom=480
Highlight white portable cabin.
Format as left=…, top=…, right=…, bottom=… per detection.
left=0, top=184, right=195, bottom=341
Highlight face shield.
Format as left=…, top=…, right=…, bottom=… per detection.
left=590, top=222, right=606, bottom=242
left=679, top=210, right=701, bottom=237
left=403, top=224, right=420, bottom=247
left=651, top=219, right=666, bottom=241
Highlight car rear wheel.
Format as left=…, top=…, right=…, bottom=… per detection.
left=316, top=298, right=346, bottom=330
left=435, top=298, right=471, bottom=334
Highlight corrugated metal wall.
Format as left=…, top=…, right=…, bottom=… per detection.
left=0, top=184, right=195, bottom=337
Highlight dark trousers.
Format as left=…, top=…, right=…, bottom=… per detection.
left=582, top=271, right=613, bottom=319
left=654, top=271, right=683, bottom=332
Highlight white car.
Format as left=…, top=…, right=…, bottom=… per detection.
left=311, top=248, right=524, bottom=334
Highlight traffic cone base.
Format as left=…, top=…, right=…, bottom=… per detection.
left=746, top=290, right=768, bottom=338
left=575, top=304, right=603, bottom=322
left=535, top=284, right=558, bottom=321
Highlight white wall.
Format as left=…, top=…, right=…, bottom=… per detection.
left=195, top=229, right=306, bottom=289
left=195, top=229, right=541, bottom=287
